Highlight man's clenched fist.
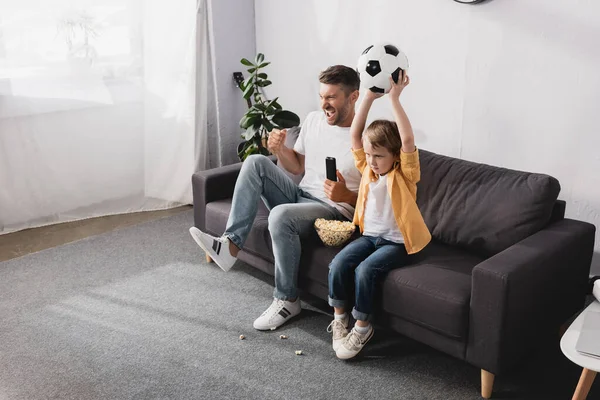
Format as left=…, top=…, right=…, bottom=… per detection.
left=267, top=129, right=287, bottom=154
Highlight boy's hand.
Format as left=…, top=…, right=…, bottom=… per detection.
left=324, top=171, right=353, bottom=202
left=365, top=89, right=384, bottom=102
left=389, top=72, right=410, bottom=100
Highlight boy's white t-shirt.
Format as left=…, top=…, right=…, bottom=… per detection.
left=363, top=175, right=405, bottom=243
left=293, top=111, right=362, bottom=220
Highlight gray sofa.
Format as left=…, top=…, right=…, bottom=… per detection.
left=191, top=137, right=596, bottom=398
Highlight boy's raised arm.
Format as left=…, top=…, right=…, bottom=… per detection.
left=389, top=74, right=415, bottom=153
left=351, top=90, right=381, bottom=150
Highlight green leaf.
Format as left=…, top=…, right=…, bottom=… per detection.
left=257, top=80, right=272, bottom=87
left=263, top=109, right=276, bottom=118
left=239, top=113, right=259, bottom=129
left=258, top=62, right=271, bottom=68
left=272, top=110, right=300, bottom=128
left=258, top=145, right=270, bottom=156
left=257, top=73, right=268, bottom=79
left=242, top=84, right=255, bottom=100
left=247, top=67, right=256, bottom=73
left=265, top=98, right=281, bottom=113
left=237, top=140, right=251, bottom=160
left=242, top=126, right=258, bottom=140
left=255, top=53, right=265, bottom=64
left=238, top=138, right=250, bottom=149
left=262, top=119, right=274, bottom=132
left=240, top=58, right=254, bottom=66
left=243, top=142, right=258, bottom=161
left=251, top=103, right=267, bottom=112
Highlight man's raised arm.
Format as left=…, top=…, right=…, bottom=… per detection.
left=267, top=129, right=305, bottom=175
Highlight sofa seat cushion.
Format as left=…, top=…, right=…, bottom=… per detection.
left=205, top=200, right=274, bottom=262
left=382, top=242, right=485, bottom=340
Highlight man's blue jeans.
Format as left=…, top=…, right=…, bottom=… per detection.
left=224, top=155, right=344, bottom=300
left=328, top=235, right=410, bottom=322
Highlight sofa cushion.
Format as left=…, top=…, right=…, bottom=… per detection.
left=417, top=150, right=561, bottom=256
left=205, top=199, right=274, bottom=262
left=381, top=242, right=484, bottom=340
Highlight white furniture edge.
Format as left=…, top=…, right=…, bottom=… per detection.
left=561, top=300, right=600, bottom=372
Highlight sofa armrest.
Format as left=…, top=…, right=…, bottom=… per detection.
left=466, top=218, right=596, bottom=374
left=191, top=163, right=242, bottom=231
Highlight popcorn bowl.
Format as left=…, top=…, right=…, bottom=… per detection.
left=314, top=218, right=356, bottom=247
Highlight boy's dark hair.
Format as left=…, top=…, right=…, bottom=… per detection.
left=364, top=120, right=402, bottom=156
left=319, top=65, right=360, bottom=95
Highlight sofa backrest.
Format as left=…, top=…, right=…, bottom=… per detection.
left=416, top=150, right=561, bottom=257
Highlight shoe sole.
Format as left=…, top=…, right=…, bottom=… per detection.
left=189, top=227, right=233, bottom=272
left=336, top=329, right=374, bottom=360
left=189, top=227, right=213, bottom=260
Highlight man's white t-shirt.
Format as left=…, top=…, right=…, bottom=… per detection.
left=293, top=111, right=362, bottom=220
left=363, top=175, right=405, bottom=243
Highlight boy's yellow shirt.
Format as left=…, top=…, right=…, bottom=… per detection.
left=351, top=147, right=431, bottom=255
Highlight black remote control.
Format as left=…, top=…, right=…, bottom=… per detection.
left=326, top=157, right=337, bottom=181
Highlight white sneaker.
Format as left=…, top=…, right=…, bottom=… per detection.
left=253, top=298, right=301, bottom=331
left=189, top=227, right=236, bottom=271
left=327, top=316, right=349, bottom=352
left=335, top=325, right=374, bottom=360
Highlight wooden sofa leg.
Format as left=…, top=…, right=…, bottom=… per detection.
left=205, top=254, right=212, bottom=263
left=481, top=369, right=495, bottom=399
left=573, top=368, right=597, bottom=400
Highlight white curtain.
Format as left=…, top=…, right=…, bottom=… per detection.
left=0, top=0, right=208, bottom=234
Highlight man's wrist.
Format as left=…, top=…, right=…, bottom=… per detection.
left=343, top=190, right=358, bottom=205
left=273, top=146, right=286, bottom=156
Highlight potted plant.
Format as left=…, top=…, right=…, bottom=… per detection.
left=235, top=53, right=300, bottom=161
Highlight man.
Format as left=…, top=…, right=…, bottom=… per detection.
left=190, top=65, right=361, bottom=330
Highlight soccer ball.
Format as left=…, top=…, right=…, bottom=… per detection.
left=357, top=44, right=409, bottom=94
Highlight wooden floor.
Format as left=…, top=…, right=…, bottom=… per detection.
left=0, top=206, right=192, bottom=262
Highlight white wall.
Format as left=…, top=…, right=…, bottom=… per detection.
left=253, top=0, right=600, bottom=274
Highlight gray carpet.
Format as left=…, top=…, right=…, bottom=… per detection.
left=0, top=210, right=595, bottom=400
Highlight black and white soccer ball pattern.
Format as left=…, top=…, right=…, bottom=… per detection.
left=357, top=44, right=409, bottom=94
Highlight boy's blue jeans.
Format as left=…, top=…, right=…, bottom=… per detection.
left=224, top=155, right=344, bottom=300
left=328, top=235, right=410, bottom=322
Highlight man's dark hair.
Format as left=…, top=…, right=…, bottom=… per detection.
left=319, top=65, right=360, bottom=94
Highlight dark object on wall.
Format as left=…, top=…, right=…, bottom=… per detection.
left=454, top=0, right=488, bottom=4
left=233, top=72, right=251, bottom=108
